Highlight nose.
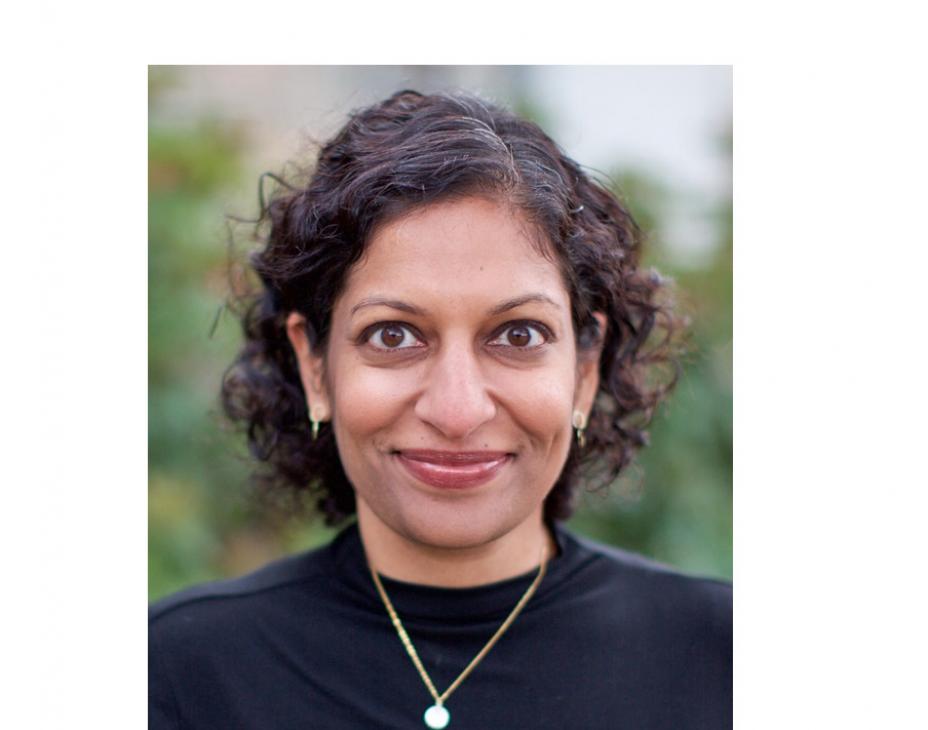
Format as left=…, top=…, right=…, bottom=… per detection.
left=414, top=338, right=497, bottom=442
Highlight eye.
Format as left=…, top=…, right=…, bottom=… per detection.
left=488, top=322, right=551, bottom=349
left=365, top=323, right=424, bottom=351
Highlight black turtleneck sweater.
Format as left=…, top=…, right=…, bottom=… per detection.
left=149, top=523, right=731, bottom=729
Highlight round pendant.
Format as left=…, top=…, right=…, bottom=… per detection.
left=423, top=703, right=450, bottom=729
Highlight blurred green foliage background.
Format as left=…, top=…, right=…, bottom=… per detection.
left=149, top=67, right=732, bottom=600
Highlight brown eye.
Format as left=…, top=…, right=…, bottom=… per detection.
left=489, top=322, right=550, bottom=350
left=507, top=326, right=531, bottom=347
left=380, top=325, right=406, bottom=347
left=367, top=323, right=422, bottom=351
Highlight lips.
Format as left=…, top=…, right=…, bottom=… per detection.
left=394, top=450, right=512, bottom=490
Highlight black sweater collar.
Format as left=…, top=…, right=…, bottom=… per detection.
left=324, top=521, right=586, bottom=623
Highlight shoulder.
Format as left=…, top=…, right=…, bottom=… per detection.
left=560, top=528, right=732, bottom=638
left=149, top=542, right=330, bottom=642
left=148, top=540, right=342, bottom=727
left=581, top=531, right=730, bottom=589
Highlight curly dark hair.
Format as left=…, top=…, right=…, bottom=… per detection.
left=221, top=89, right=683, bottom=526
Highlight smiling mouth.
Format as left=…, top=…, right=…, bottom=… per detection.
left=393, top=450, right=513, bottom=490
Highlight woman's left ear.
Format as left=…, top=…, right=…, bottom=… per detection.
left=574, top=311, right=608, bottom=418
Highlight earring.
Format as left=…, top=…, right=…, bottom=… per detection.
left=310, top=405, right=324, bottom=441
left=572, top=410, right=586, bottom=449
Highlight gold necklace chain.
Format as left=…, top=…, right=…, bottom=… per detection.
left=368, top=541, right=550, bottom=729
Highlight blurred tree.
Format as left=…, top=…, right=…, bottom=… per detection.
left=567, top=130, right=733, bottom=580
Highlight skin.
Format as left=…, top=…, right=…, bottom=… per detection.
left=286, top=196, right=605, bottom=587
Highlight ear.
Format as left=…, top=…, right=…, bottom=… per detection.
left=573, top=311, right=608, bottom=423
left=285, top=312, right=332, bottom=423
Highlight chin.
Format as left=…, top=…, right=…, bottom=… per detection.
left=399, top=507, right=519, bottom=551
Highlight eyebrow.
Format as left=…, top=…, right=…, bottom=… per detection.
left=488, top=293, right=562, bottom=316
left=350, top=298, right=427, bottom=317
left=349, top=293, right=562, bottom=318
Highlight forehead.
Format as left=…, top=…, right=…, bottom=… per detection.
left=340, top=197, right=568, bottom=309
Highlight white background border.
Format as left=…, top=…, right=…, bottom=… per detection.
left=2, top=1, right=926, bottom=727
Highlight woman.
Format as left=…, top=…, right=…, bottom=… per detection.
left=149, top=90, right=732, bottom=729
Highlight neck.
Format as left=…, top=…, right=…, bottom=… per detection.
left=356, top=502, right=557, bottom=588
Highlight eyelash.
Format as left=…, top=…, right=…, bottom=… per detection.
left=488, top=323, right=552, bottom=350
left=360, top=320, right=554, bottom=354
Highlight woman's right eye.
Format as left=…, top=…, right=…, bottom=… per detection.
left=365, top=323, right=424, bottom=351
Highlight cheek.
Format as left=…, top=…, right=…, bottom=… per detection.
left=330, top=362, right=417, bottom=444
left=493, top=365, right=576, bottom=444
left=327, top=348, right=577, bottom=451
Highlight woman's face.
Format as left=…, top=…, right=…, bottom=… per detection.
left=288, top=196, right=603, bottom=550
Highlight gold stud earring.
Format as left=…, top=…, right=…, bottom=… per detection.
left=572, top=410, right=587, bottom=449
left=310, top=405, right=324, bottom=441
